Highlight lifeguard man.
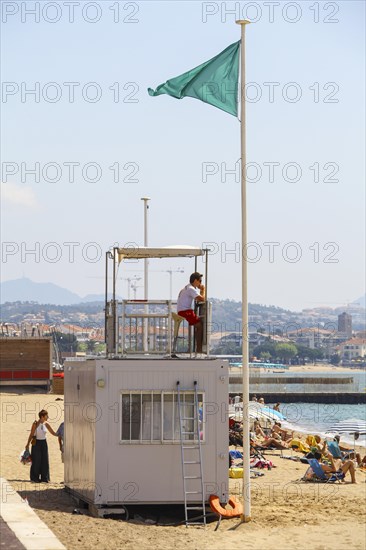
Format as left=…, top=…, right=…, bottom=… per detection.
left=177, top=272, right=205, bottom=355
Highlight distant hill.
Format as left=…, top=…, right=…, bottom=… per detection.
left=81, top=294, right=106, bottom=302
left=0, top=278, right=117, bottom=305
left=0, top=278, right=82, bottom=305
left=354, top=294, right=366, bottom=307
left=1, top=278, right=365, bottom=330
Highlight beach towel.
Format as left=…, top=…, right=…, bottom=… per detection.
left=251, top=457, right=274, bottom=470
left=229, top=450, right=243, bottom=460
left=306, top=435, right=321, bottom=449
left=289, top=439, right=310, bottom=453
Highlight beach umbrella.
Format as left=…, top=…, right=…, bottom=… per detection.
left=249, top=403, right=286, bottom=422
left=229, top=404, right=273, bottom=423
left=326, top=418, right=366, bottom=452
left=229, top=409, right=257, bottom=421
left=326, top=418, right=366, bottom=435
left=261, top=406, right=286, bottom=421
left=229, top=402, right=286, bottom=423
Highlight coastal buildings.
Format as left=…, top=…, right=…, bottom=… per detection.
left=338, top=312, right=353, bottom=338
left=340, top=338, right=366, bottom=361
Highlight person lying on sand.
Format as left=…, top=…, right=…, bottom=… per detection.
left=251, top=434, right=289, bottom=450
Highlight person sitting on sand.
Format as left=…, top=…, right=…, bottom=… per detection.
left=306, top=434, right=326, bottom=454
left=271, top=422, right=294, bottom=442
left=253, top=419, right=267, bottom=438
left=333, top=434, right=362, bottom=466
left=317, top=451, right=357, bottom=484
left=273, top=402, right=281, bottom=412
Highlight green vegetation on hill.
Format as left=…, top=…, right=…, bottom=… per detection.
left=1, top=299, right=365, bottom=334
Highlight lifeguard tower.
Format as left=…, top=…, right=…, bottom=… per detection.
left=64, top=246, right=229, bottom=524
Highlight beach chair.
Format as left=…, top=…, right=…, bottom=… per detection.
left=302, top=458, right=345, bottom=483
left=326, top=440, right=343, bottom=460
left=327, top=440, right=354, bottom=461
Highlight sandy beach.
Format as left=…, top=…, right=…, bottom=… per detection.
left=229, top=363, right=366, bottom=375
left=288, top=364, right=365, bottom=373
left=1, top=389, right=365, bottom=550
left=227, top=363, right=365, bottom=373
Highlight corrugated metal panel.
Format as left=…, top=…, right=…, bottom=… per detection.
left=64, top=360, right=97, bottom=503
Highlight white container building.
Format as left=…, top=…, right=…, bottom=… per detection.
left=64, top=246, right=230, bottom=517
left=64, top=357, right=229, bottom=510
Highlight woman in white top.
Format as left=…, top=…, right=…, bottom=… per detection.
left=25, top=409, right=57, bottom=483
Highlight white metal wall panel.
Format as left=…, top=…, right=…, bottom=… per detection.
left=101, top=359, right=228, bottom=504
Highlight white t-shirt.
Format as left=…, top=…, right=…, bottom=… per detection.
left=177, top=284, right=200, bottom=312
left=35, top=423, right=47, bottom=440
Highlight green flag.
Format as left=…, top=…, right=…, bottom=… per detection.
left=148, top=41, right=240, bottom=117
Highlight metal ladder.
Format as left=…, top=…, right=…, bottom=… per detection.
left=176, top=381, right=206, bottom=527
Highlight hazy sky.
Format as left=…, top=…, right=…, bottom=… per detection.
left=1, top=0, right=365, bottom=311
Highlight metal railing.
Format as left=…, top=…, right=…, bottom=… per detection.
left=110, top=300, right=212, bottom=357
left=119, top=300, right=173, bottom=355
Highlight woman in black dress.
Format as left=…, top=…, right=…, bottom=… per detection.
left=25, top=409, right=57, bottom=483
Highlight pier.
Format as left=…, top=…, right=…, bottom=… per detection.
left=237, top=392, right=366, bottom=404
left=229, top=371, right=366, bottom=403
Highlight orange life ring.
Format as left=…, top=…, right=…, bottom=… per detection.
left=209, top=494, right=243, bottom=518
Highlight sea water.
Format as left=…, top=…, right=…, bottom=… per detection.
left=251, top=370, right=366, bottom=446
left=273, top=402, right=366, bottom=447
left=232, top=367, right=366, bottom=446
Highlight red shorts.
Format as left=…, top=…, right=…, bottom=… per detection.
left=178, top=309, right=200, bottom=326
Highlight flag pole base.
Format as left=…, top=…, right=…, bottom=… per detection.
left=240, top=514, right=251, bottom=523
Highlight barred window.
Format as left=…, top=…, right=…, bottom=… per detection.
left=120, top=391, right=204, bottom=443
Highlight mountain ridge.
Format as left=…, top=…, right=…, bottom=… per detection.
left=1, top=276, right=365, bottom=311
left=0, top=277, right=105, bottom=305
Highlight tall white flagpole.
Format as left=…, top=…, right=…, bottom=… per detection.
left=236, top=19, right=251, bottom=522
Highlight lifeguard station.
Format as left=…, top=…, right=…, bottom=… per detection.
left=64, top=245, right=229, bottom=524
left=105, top=245, right=212, bottom=357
